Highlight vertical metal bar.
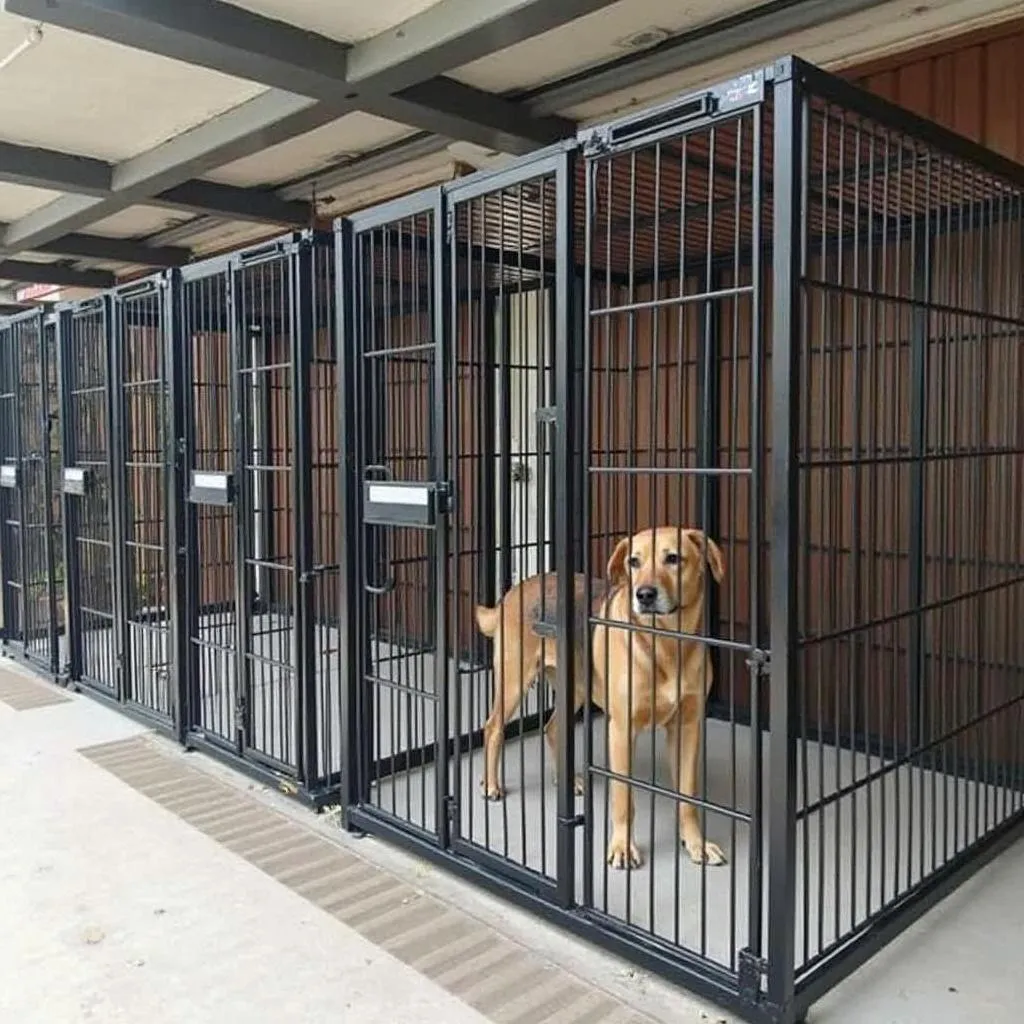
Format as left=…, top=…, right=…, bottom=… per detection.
left=163, top=270, right=191, bottom=743
left=553, top=148, right=578, bottom=908
left=35, top=314, right=59, bottom=674
left=479, top=292, right=498, bottom=639
left=747, top=100, right=766, bottom=965
left=229, top=262, right=251, bottom=754
left=697, top=266, right=722, bottom=714
left=908, top=229, right=929, bottom=752
left=294, top=238, right=318, bottom=788
left=497, top=293, right=513, bottom=596
left=766, top=59, right=802, bottom=1019
left=104, top=294, right=129, bottom=703
left=434, top=191, right=452, bottom=848
left=336, top=219, right=364, bottom=824
left=571, top=271, right=587, bottom=575
left=13, top=322, right=29, bottom=654
left=56, top=308, right=82, bottom=681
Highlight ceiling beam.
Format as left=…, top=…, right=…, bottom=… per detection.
left=344, top=0, right=622, bottom=94
left=4, top=0, right=585, bottom=153
left=152, top=181, right=311, bottom=225
left=0, top=140, right=111, bottom=195
left=4, top=229, right=190, bottom=267
left=0, top=90, right=337, bottom=254
left=528, top=0, right=891, bottom=115
left=283, top=0, right=893, bottom=198
left=0, top=260, right=115, bottom=288
left=0, top=0, right=610, bottom=255
left=0, top=138, right=314, bottom=223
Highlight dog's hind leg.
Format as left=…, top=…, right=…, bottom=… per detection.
left=481, top=645, right=534, bottom=800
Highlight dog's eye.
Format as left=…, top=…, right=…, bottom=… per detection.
left=664, top=552, right=680, bottom=566
left=626, top=555, right=641, bottom=569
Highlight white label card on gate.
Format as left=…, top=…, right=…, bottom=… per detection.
left=64, top=467, right=85, bottom=484
left=0, top=465, right=16, bottom=487
left=367, top=483, right=430, bottom=507
left=193, top=472, right=229, bottom=492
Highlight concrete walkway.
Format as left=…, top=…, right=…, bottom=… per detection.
left=1, top=658, right=1023, bottom=1024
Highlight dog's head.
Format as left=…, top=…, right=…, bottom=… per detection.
left=605, top=527, right=725, bottom=618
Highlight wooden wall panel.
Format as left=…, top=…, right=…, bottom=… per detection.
left=852, top=23, right=1024, bottom=163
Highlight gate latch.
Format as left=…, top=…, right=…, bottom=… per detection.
left=364, top=479, right=451, bottom=527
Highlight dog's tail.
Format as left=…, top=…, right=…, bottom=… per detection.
left=475, top=603, right=501, bottom=637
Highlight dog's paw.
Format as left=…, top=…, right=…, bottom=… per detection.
left=480, top=778, right=505, bottom=801
left=606, top=835, right=643, bottom=870
left=684, top=836, right=726, bottom=866
left=573, top=774, right=585, bottom=797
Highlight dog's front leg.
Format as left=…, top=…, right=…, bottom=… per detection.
left=606, top=717, right=641, bottom=869
left=672, top=695, right=725, bottom=866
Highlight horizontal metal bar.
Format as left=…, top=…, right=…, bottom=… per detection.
left=590, top=285, right=755, bottom=318
left=588, top=465, right=751, bottom=477
left=586, top=764, right=752, bottom=823
left=588, top=613, right=754, bottom=655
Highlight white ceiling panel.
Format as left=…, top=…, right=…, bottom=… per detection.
left=560, top=0, right=1024, bottom=123
left=205, top=112, right=417, bottom=188
left=0, top=11, right=265, bottom=162
left=3, top=251, right=60, bottom=264
left=87, top=206, right=194, bottom=239
left=318, top=150, right=457, bottom=217
left=0, top=182, right=63, bottom=220
left=224, top=0, right=445, bottom=43
left=451, top=0, right=764, bottom=93
left=185, top=219, right=288, bottom=256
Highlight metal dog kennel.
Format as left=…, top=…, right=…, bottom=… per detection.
left=1, top=53, right=1022, bottom=1024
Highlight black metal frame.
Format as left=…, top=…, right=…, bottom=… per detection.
left=2, top=53, right=1024, bottom=1024
left=0, top=308, right=63, bottom=675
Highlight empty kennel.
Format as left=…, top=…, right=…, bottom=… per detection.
left=173, top=232, right=341, bottom=800
left=337, top=57, right=1024, bottom=1024
left=0, top=309, right=63, bottom=675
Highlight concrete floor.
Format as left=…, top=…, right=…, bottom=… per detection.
left=2, top=655, right=1023, bottom=1024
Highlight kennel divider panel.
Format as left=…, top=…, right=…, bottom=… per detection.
left=58, top=297, right=120, bottom=694
left=112, top=277, right=174, bottom=725
left=346, top=189, right=452, bottom=845
left=444, top=146, right=575, bottom=897
left=785, top=58, right=1024, bottom=1013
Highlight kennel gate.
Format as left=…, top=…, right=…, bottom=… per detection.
left=0, top=309, right=63, bottom=674
left=338, top=134, right=775, bottom=1012
left=175, top=233, right=339, bottom=800
left=58, top=297, right=120, bottom=694
left=110, top=277, right=175, bottom=723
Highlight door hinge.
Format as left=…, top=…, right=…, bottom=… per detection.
left=738, top=948, right=768, bottom=1002
left=434, top=481, right=453, bottom=516
left=234, top=693, right=248, bottom=730
left=745, top=648, right=770, bottom=675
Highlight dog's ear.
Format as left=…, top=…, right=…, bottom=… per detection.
left=606, top=537, right=632, bottom=586
left=687, top=530, right=726, bottom=583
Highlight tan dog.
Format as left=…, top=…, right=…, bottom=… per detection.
left=474, top=527, right=726, bottom=870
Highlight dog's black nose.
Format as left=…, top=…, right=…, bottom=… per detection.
left=635, top=585, right=657, bottom=607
